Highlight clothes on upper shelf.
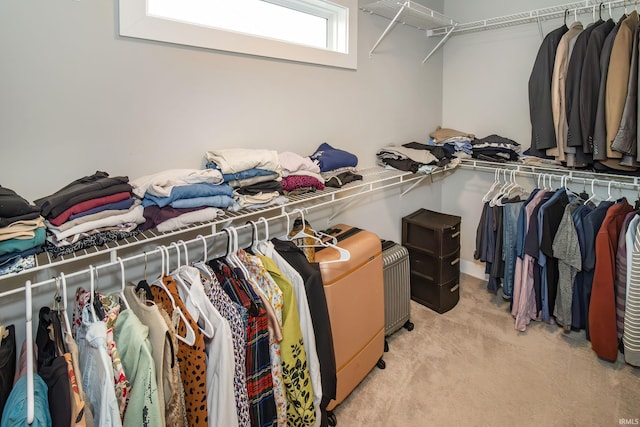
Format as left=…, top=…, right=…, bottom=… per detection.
left=0, top=186, right=44, bottom=275
left=475, top=179, right=640, bottom=366
left=206, top=149, right=281, bottom=176
left=429, top=126, right=475, bottom=143
left=528, top=13, right=640, bottom=173
left=309, top=143, right=358, bottom=173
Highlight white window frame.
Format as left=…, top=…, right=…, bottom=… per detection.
left=118, top=0, right=357, bottom=69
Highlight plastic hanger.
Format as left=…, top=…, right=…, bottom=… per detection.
left=88, top=265, right=98, bottom=321
left=585, top=179, right=601, bottom=206
left=150, top=245, right=196, bottom=346
left=482, top=169, right=502, bottom=202
left=606, top=181, right=614, bottom=201
left=247, top=220, right=260, bottom=255
left=254, top=217, right=270, bottom=255
left=193, top=235, right=214, bottom=282
left=58, top=272, right=73, bottom=338
left=489, top=169, right=512, bottom=206
left=171, top=241, right=215, bottom=339
left=117, top=257, right=131, bottom=310
left=25, top=279, right=34, bottom=425
left=286, top=209, right=350, bottom=264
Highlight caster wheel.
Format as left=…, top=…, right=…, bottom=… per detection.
left=404, top=321, right=415, bottom=331
left=377, top=358, right=386, bottom=369
left=384, top=340, right=389, bottom=352
left=328, top=411, right=337, bottom=426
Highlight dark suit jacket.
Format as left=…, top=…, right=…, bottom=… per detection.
left=565, top=20, right=605, bottom=166
left=593, top=16, right=625, bottom=160
left=579, top=19, right=615, bottom=154
left=528, top=24, right=568, bottom=154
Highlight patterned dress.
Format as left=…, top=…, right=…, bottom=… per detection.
left=209, top=258, right=277, bottom=427
left=150, top=276, right=209, bottom=427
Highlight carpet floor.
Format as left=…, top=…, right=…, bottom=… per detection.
left=332, top=274, right=640, bottom=427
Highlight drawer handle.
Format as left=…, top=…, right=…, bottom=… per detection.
left=450, top=284, right=459, bottom=293
left=450, top=258, right=460, bottom=265
left=451, top=231, right=460, bottom=238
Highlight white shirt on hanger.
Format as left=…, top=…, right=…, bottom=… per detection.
left=176, top=266, right=239, bottom=427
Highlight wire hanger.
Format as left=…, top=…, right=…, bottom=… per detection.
left=193, top=234, right=214, bottom=281
left=564, top=8, right=569, bottom=26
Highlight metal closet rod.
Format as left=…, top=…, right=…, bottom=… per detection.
left=460, top=159, right=640, bottom=191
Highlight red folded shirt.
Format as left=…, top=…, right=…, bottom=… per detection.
left=48, top=192, right=132, bottom=226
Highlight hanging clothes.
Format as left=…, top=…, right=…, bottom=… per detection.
left=271, top=238, right=337, bottom=423
left=208, top=259, right=277, bottom=427
left=528, top=23, right=569, bottom=157
left=589, top=199, right=634, bottom=361
left=150, top=277, right=209, bottom=427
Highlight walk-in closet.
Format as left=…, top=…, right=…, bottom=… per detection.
left=1, top=0, right=639, bottom=426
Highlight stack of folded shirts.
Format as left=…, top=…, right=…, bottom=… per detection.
left=0, top=186, right=44, bottom=275
left=471, top=134, right=521, bottom=162
left=309, top=143, right=362, bottom=188
left=278, top=151, right=325, bottom=195
left=376, top=143, right=438, bottom=173
left=33, top=171, right=144, bottom=258
left=205, top=148, right=287, bottom=211
left=131, top=168, right=228, bottom=232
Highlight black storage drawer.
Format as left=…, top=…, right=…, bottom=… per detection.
left=409, top=274, right=460, bottom=314
left=408, top=248, right=460, bottom=284
left=402, top=209, right=461, bottom=257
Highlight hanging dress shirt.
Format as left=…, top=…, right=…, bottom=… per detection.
left=552, top=200, right=583, bottom=330
left=176, top=266, right=238, bottom=427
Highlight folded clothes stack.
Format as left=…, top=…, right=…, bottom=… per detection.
left=279, top=151, right=325, bottom=195
left=130, top=168, right=228, bottom=233
left=33, top=171, right=143, bottom=259
left=471, top=134, right=521, bottom=162
left=309, top=143, right=362, bottom=188
left=205, top=148, right=287, bottom=211
left=0, top=186, right=44, bottom=275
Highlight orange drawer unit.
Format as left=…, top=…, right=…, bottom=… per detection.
left=315, top=224, right=386, bottom=418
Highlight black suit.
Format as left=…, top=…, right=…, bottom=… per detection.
left=528, top=24, right=569, bottom=155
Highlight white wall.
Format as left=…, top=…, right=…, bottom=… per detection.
left=0, top=0, right=444, bottom=203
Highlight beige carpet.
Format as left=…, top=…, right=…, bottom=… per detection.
left=333, top=274, right=640, bottom=427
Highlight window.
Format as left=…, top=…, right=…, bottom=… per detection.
left=119, top=0, right=357, bottom=69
